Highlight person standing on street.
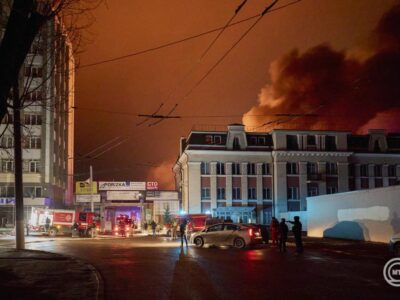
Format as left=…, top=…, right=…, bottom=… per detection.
left=45, top=216, right=51, bottom=232
left=172, top=219, right=178, bottom=240
left=270, top=217, right=279, bottom=245
left=180, top=219, right=188, bottom=247
left=289, top=216, right=303, bottom=254
left=279, top=218, right=288, bottom=253
left=151, top=220, right=157, bottom=237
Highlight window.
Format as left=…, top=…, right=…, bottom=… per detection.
left=307, top=135, right=316, bottom=146
left=214, top=135, right=222, bottom=144
left=232, top=163, right=241, bottom=175
left=201, top=188, right=210, bottom=200
left=287, top=201, right=300, bottom=211
left=287, top=187, right=298, bottom=200
left=224, top=224, right=238, bottom=231
left=374, top=165, right=382, bottom=177
left=360, top=164, right=368, bottom=177
left=1, top=136, right=13, bottom=148
left=287, top=162, right=298, bottom=175
left=307, top=185, right=319, bottom=197
left=201, top=162, right=210, bottom=175
left=262, top=163, right=270, bottom=175
left=326, top=186, right=338, bottom=194
left=263, top=188, right=271, bottom=200
left=1, top=114, right=13, bottom=124
left=307, top=162, right=318, bottom=175
left=232, top=187, right=241, bottom=200
left=287, top=135, right=298, bottom=150
left=233, top=137, right=240, bottom=150
left=201, top=202, right=211, bottom=213
left=207, top=224, right=224, bottom=232
left=205, top=135, right=213, bottom=144
left=23, top=186, right=42, bottom=198
left=2, top=160, right=14, bottom=172
left=348, top=164, right=355, bottom=177
left=248, top=188, right=256, bottom=200
left=247, top=163, right=256, bottom=175
left=217, top=188, right=225, bottom=200
left=25, top=90, right=43, bottom=102
left=25, top=136, right=41, bottom=149
left=29, top=160, right=40, bottom=173
left=24, top=114, right=42, bottom=125
left=325, top=136, right=337, bottom=151
left=24, top=66, right=43, bottom=78
left=0, top=186, right=15, bottom=197
left=250, top=136, right=257, bottom=145
left=388, top=165, right=396, bottom=177
left=326, top=162, right=337, bottom=175
left=216, top=162, right=225, bottom=175
left=258, top=137, right=266, bottom=145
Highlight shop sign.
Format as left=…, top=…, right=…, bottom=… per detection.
left=106, top=191, right=142, bottom=201
left=146, top=191, right=178, bottom=201
left=0, top=198, right=47, bottom=206
left=146, top=182, right=159, bottom=190
left=75, top=181, right=97, bottom=194
left=75, top=194, right=101, bottom=203
left=98, top=181, right=146, bottom=191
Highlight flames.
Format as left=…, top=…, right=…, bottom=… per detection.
left=243, top=4, right=400, bottom=133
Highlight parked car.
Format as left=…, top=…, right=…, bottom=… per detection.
left=249, top=224, right=270, bottom=244
left=190, top=223, right=263, bottom=249
left=389, top=233, right=400, bottom=256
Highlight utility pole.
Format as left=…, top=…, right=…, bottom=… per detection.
left=13, top=80, right=24, bottom=250
left=89, top=165, right=94, bottom=213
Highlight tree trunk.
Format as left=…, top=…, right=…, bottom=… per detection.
left=13, top=80, right=24, bottom=250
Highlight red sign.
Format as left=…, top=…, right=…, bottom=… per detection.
left=53, top=212, right=74, bottom=224
left=146, top=182, right=159, bottom=190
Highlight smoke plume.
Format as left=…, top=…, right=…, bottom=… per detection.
left=243, top=4, right=400, bottom=133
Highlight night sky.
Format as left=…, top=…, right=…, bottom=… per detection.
left=74, top=0, right=399, bottom=189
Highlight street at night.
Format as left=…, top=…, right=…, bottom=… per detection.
left=0, top=235, right=397, bottom=299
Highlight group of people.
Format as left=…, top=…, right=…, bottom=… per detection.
left=270, top=216, right=303, bottom=254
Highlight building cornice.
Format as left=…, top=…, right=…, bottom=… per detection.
left=185, top=149, right=273, bottom=156
left=272, top=151, right=353, bottom=158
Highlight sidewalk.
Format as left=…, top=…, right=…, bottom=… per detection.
left=0, top=248, right=103, bottom=300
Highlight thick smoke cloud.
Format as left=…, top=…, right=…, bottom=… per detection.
left=243, top=4, right=400, bottom=133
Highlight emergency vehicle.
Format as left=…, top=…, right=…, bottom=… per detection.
left=29, top=208, right=100, bottom=237
left=113, top=214, right=132, bottom=237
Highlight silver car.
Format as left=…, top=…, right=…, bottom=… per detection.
left=190, top=223, right=263, bottom=249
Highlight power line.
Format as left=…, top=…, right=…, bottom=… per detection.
left=76, top=0, right=301, bottom=70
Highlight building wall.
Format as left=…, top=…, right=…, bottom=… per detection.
left=307, top=185, right=400, bottom=243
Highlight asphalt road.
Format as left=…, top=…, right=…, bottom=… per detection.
left=1, top=235, right=398, bottom=299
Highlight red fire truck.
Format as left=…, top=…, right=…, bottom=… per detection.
left=113, top=214, right=132, bottom=237
left=165, top=214, right=209, bottom=237
left=29, top=208, right=100, bottom=237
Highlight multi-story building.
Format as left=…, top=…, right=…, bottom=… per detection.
left=173, top=124, right=400, bottom=224
left=0, top=5, right=74, bottom=225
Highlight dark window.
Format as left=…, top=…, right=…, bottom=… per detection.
left=258, top=137, right=266, bottom=145
left=375, top=178, right=383, bottom=188
left=361, top=178, right=369, bottom=189
left=263, top=188, right=271, bottom=200
left=287, top=135, right=298, bottom=150
left=201, top=162, right=210, bottom=175
left=325, top=136, right=337, bottom=151
left=233, top=137, right=240, bottom=150
left=374, top=165, right=382, bottom=177
left=360, top=164, right=368, bottom=177
left=214, top=136, right=222, bottom=144
left=307, top=135, right=316, bottom=146
left=248, top=188, right=257, bottom=200
left=388, top=165, right=396, bottom=177
left=217, top=188, right=225, bottom=200
left=307, top=163, right=318, bottom=175
left=348, top=164, right=355, bottom=177
left=201, top=188, right=210, bottom=200
left=326, top=162, right=337, bottom=175
left=287, top=187, right=298, bottom=200
left=287, top=201, right=300, bottom=211
left=205, top=135, right=213, bottom=144
left=207, top=224, right=224, bottom=232
left=247, top=163, right=256, bottom=175
left=232, top=163, right=241, bottom=175
left=287, top=163, right=298, bottom=175
left=307, top=185, right=319, bottom=197
left=232, top=187, right=241, bottom=200
left=216, top=162, right=225, bottom=175
left=262, top=163, right=270, bottom=175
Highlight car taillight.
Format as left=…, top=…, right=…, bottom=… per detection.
left=248, top=228, right=253, bottom=237
left=125, top=226, right=129, bottom=231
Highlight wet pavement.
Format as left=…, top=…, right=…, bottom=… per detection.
left=0, top=235, right=398, bottom=299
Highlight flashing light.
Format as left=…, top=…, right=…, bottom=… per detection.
left=205, top=210, right=211, bottom=215
left=179, top=210, right=187, bottom=215
left=125, top=226, right=129, bottom=231
left=56, top=225, right=61, bottom=229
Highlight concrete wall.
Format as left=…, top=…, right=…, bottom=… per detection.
left=307, top=185, right=400, bottom=243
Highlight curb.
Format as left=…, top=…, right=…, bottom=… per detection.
left=0, top=248, right=104, bottom=300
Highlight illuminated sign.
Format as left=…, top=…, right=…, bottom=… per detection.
left=146, top=182, right=159, bottom=190
left=75, top=194, right=101, bottom=203
left=98, top=181, right=146, bottom=191
left=106, top=191, right=142, bottom=201
left=75, top=181, right=98, bottom=194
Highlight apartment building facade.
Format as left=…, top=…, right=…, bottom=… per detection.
left=173, top=124, right=400, bottom=224
left=0, top=6, right=75, bottom=224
